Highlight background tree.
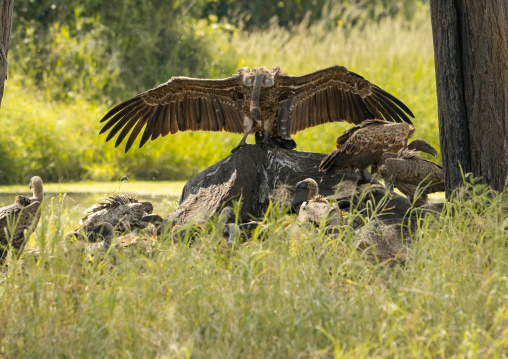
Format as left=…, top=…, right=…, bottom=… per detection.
left=0, top=0, right=13, bottom=107
left=429, top=0, right=508, bottom=194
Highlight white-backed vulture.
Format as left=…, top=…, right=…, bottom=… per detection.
left=99, top=65, right=414, bottom=153
left=0, top=176, right=43, bottom=259
left=378, top=149, right=444, bottom=207
left=79, top=195, right=153, bottom=233
left=318, top=120, right=415, bottom=182
left=292, top=178, right=341, bottom=227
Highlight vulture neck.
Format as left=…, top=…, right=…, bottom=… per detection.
left=249, top=73, right=265, bottom=125
left=31, top=181, right=44, bottom=202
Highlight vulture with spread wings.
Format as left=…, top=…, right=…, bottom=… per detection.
left=99, top=65, right=414, bottom=153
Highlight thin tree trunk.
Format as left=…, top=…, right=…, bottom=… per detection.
left=0, top=0, right=14, bottom=108
left=430, top=0, right=508, bottom=194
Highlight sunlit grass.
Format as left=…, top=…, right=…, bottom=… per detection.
left=0, top=181, right=185, bottom=197
left=0, top=183, right=506, bottom=357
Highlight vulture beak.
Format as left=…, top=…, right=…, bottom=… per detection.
left=249, top=73, right=265, bottom=125
left=295, top=181, right=308, bottom=189
left=430, top=147, right=438, bottom=157
left=29, top=181, right=33, bottom=190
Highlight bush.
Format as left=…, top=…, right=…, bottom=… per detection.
left=12, top=1, right=238, bottom=102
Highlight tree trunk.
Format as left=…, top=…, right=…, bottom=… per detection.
left=430, top=0, right=508, bottom=194
left=0, top=0, right=14, bottom=107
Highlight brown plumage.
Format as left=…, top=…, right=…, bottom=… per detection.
left=319, top=120, right=416, bottom=181
left=0, top=176, right=44, bottom=260
left=370, top=138, right=438, bottom=178
left=356, top=221, right=411, bottom=265
left=99, top=65, right=414, bottom=152
left=79, top=195, right=153, bottom=233
left=379, top=149, right=444, bottom=207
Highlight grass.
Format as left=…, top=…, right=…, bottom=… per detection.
left=3, top=5, right=504, bottom=358
left=1, top=7, right=438, bottom=184
left=0, top=181, right=185, bottom=197
left=0, top=182, right=507, bottom=357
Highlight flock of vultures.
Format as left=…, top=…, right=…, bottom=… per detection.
left=0, top=66, right=445, bottom=264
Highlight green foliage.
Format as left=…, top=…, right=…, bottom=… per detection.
left=12, top=0, right=239, bottom=102
left=205, top=0, right=424, bottom=29
left=0, top=182, right=506, bottom=357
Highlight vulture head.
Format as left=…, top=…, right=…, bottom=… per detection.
left=28, top=176, right=44, bottom=202
left=291, top=178, right=320, bottom=211
left=85, top=222, right=115, bottom=243
left=407, top=138, right=438, bottom=156
left=140, top=201, right=154, bottom=214
left=237, top=66, right=284, bottom=125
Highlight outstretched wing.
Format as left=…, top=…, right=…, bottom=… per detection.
left=276, top=65, right=414, bottom=138
left=100, top=76, right=246, bottom=152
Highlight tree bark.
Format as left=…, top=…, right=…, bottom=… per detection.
left=0, top=0, right=14, bottom=107
left=430, top=0, right=508, bottom=194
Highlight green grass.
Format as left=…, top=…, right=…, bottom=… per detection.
left=1, top=7, right=438, bottom=184
left=0, top=183, right=507, bottom=357
left=0, top=181, right=185, bottom=197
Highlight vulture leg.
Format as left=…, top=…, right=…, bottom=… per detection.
left=402, top=139, right=408, bottom=151
left=262, top=134, right=277, bottom=149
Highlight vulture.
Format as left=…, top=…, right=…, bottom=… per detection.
left=355, top=221, right=411, bottom=265
left=0, top=176, right=44, bottom=259
left=79, top=195, right=154, bottom=234
left=318, top=119, right=416, bottom=181
left=70, top=222, right=158, bottom=254
left=99, top=65, right=414, bottom=153
left=370, top=138, right=438, bottom=178
left=377, top=149, right=444, bottom=207
left=292, top=178, right=341, bottom=227
left=219, top=206, right=265, bottom=244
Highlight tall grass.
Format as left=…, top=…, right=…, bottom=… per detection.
left=0, top=183, right=506, bottom=357
left=2, top=7, right=437, bottom=184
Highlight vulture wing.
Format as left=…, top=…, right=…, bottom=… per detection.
left=385, top=152, right=444, bottom=190
left=276, top=65, right=414, bottom=139
left=100, top=76, right=246, bottom=152
left=319, top=120, right=409, bottom=173
left=0, top=201, right=41, bottom=249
